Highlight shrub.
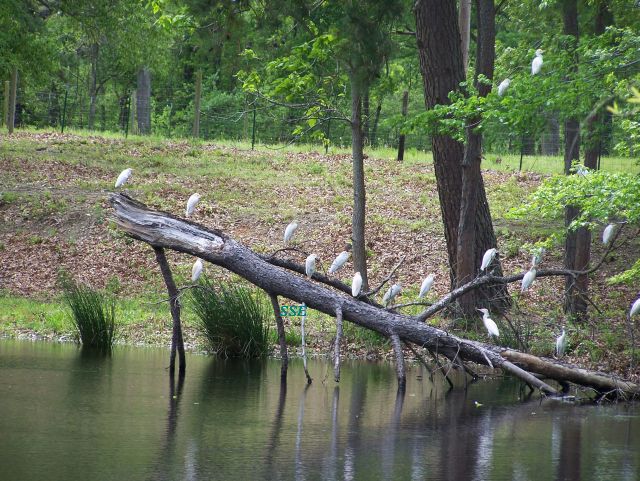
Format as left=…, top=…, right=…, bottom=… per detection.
left=191, top=278, right=271, bottom=358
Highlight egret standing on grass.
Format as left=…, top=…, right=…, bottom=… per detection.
left=630, top=297, right=640, bottom=317
left=328, top=249, right=350, bottom=274
left=531, top=49, right=544, bottom=75
left=352, top=272, right=363, bottom=297
left=382, top=283, right=402, bottom=307
left=602, top=224, right=615, bottom=245
left=480, top=248, right=497, bottom=271
left=521, top=267, right=537, bottom=293
left=556, top=328, right=567, bottom=357
left=497, top=78, right=510, bottom=97
left=186, top=193, right=201, bottom=217
left=305, top=254, right=317, bottom=278
left=284, top=221, right=298, bottom=244
left=418, top=274, right=435, bottom=299
left=477, top=308, right=500, bottom=338
left=191, top=259, right=203, bottom=282
left=115, top=168, right=132, bottom=188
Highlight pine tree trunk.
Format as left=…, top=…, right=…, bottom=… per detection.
left=351, top=77, right=368, bottom=290
left=88, top=44, right=98, bottom=130
left=137, top=67, right=152, bottom=135
left=458, top=0, right=471, bottom=71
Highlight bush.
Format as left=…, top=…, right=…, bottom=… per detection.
left=191, top=278, right=271, bottom=358
left=60, top=274, right=117, bottom=351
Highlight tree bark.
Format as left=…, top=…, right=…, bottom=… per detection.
left=458, top=0, right=472, bottom=71
left=363, top=89, right=370, bottom=145
left=88, top=44, right=98, bottom=130
left=8, top=68, right=17, bottom=134
left=397, top=91, right=408, bottom=161
left=109, top=193, right=640, bottom=398
left=137, top=67, right=152, bottom=135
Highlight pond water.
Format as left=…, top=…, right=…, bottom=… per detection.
left=0, top=340, right=638, bottom=481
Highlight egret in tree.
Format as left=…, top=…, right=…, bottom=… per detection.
left=418, top=274, right=435, bottom=299
left=480, top=248, right=497, bottom=271
left=497, top=78, right=510, bottom=97
left=328, top=250, right=350, bottom=274
left=521, top=267, right=537, bottom=293
left=191, top=259, right=203, bottom=282
left=602, top=223, right=615, bottom=245
left=284, top=221, right=298, bottom=244
left=115, top=168, right=133, bottom=188
left=185, top=193, right=201, bottom=217
left=352, top=272, right=363, bottom=297
left=477, top=308, right=500, bottom=338
left=531, top=49, right=544, bottom=75
left=630, top=297, right=640, bottom=317
left=382, top=283, right=402, bottom=307
left=556, top=327, right=567, bottom=357
left=305, top=254, right=317, bottom=278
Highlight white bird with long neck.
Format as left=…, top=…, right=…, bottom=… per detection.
left=480, top=248, right=497, bottom=271
left=352, top=272, right=363, bottom=297
left=115, top=168, right=132, bottom=188
left=191, top=259, right=203, bottom=282
left=531, top=49, right=544, bottom=75
left=556, top=328, right=567, bottom=357
left=630, top=297, right=640, bottom=317
left=602, top=224, right=615, bottom=245
left=418, top=274, right=435, bottom=299
left=521, top=267, right=537, bottom=293
left=186, top=193, right=201, bottom=217
left=328, top=250, right=350, bottom=274
left=382, top=283, right=402, bottom=307
left=477, top=308, right=499, bottom=338
left=497, top=78, right=511, bottom=97
left=284, top=221, right=298, bottom=244
left=305, top=254, right=317, bottom=278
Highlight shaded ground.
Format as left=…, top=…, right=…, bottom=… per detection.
left=0, top=130, right=638, bottom=380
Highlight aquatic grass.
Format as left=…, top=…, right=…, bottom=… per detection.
left=191, top=278, right=271, bottom=358
left=60, top=274, right=117, bottom=350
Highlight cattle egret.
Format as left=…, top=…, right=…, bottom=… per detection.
left=328, top=251, right=350, bottom=274
left=477, top=308, right=500, bottom=338
left=480, top=248, right=497, bottom=271
left=191, top=259, right=203, bottom=282
left=630, top=297, right=640, bottom=317
left=521, top=267, right=537, bottom=292
left=531, top=49, right=543, bottom=75
left=418, top=274, right=435, bottom=299
left=115, top=168, right=132, bottom=188
left=284, top=221, right=298, bottom=244
left=352, top=272, right=363, bottom=297
left=185, top=193, right=201, bottom=217
left=382, top=283, right=402, bottom=307
left=497, top=78, right=510, bottom=97
left=556, top=328, right=567, bottom=357
left=602, top=224, right=615, bottom=245
left=305, top=254, right=317, bottom=278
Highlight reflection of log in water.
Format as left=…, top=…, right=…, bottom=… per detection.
left=294, top=384, right=311, bottom=480
left=321, top=387, right=340, bottom=481
left=262, top=376, right=287, bottom=480
left=381, top=388, right=405, bottom=480
left=343, top=369, right=368, bottom=479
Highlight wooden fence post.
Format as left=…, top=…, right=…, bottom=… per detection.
left=192, top=70, right=202, bottom=138
left=8, top=69, right=18, bottom=134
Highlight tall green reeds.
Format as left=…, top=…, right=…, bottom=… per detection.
left=60, top=274, right=117, bottom=350
left=191, top=278, right=271, bottom=358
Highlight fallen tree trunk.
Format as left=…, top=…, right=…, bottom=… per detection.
left=109, top=194, right=639, bottom=399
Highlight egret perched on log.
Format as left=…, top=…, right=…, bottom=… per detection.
left=521, top=267, right=537, bottom=292
left=352, top=272, right=362, bottom=297
left=328, top=250, right=350, bottom=274
left=480, top=248, right=497, bottom=271
left=284, top=221, right=298, bottom=244
left=531, top=49, right=544, bottom=75
left=497, top=78, right=510, bottom=97
left=191, top=259, right=203, bottom=282
left=630, top=297, right=640, bottom=317
left=602, top=224, right=615, bottom=245
left=383, top=283, right=402, bottom=307
left=115, top=168, right=132, bottom=188
left=418, top=274, right=435, bottom=299
left=305, top=254, right=317, bottom=278
left=185, top=193, right=201, bottom=217
left=477, top=308, right=499, bottom=338
left=556, top=328, right=567, bottom=357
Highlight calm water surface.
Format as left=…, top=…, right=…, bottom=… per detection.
left=0, top=340, right=638, bottom=481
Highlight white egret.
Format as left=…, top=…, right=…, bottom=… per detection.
left=115, top=168, right=132, bottom=188
left=418, top=274, right=435, bottom=299
left=191, top=259, right=203, bottom=282
left=185, top=193, right=201, bottom=217
left=382, top=283, right=402, bottom=307
left=521, top=267, right=537, bottom=293
left=531, top=49, right=543, bottom=75
left=328, top=250, right=350, bottom=274
left=630, top=297, right=640, bottom=317
left=477, top=308, right=500, bottom=338
left=555, top=328, right=567, bottom=357
left=305, top=254, right=317, bottom=278
left=352, top=272, right=363, bottom=297
left=497, top=78, right=510, bottom=97
left=602, top=223, right=615, bottom=245
left=480, top=248, right=497, bottom=271
left=284, top=221, right=298, bottom=244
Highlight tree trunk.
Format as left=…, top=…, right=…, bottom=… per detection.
left=8, top=68, right=17, bottom=134
left=458, top=0, right=472, bottom=71
left=88, top=43, right=98, bottom=131
left=108, top=192, right=640, bottom=398
left=363, top=89, right=370, bottom=146
left=397, top=91, right=408, bottom=161
left=137, top=67, right=152, bottom=135
left=371, top=101, right=382, bottom=148
left=350, top=76, right=368, bottom=290
left=415, top=0, right=509, bottom=312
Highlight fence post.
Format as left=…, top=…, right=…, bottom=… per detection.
left=61, top=88, right=68, bottom=133
left=397, top=90, right=409, bottom=161
left=8, top=68, right=18, bottom=134
left=2, top=80, right=8, bottom=128
left=193, top=70, right=202, bottom=138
